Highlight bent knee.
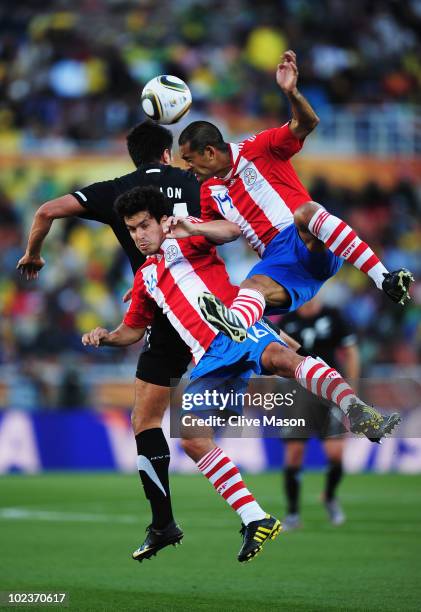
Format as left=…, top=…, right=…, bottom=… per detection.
left=131, top=381, right=169, bottom=434
left=286, top=443, right=305, bottom=467
left=263, top=343, right=300, bottom=377
left=241, top=276, right=267, bottom=293
left=293, top=201, right=322, bottom=229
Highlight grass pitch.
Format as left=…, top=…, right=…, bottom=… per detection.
left=0, top=472, right=420, bottom=611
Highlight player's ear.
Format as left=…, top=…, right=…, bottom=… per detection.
left=162, top=149, right=172, bottom=164
left=204, top=145, right=216, bottom=159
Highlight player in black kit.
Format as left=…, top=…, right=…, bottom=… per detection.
left=17, top=120, right=200, bottom=561
left=281, top=296, right=360, bottom=528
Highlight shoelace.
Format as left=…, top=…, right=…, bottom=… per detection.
left=362, top=406, right=382, bottom=422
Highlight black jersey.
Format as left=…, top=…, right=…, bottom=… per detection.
left=72, top=162, right=201, bottom=386
left=73, top=163, right=200, bottom=273
left=282, top=306, right=356, bottom=369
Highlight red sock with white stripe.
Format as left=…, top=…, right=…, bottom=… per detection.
left=295, top=356, right=357, bottom=414
left=197, top=447, right=266, bottom=525
left=229, top=288, right=265, bottom=329
left=308, top=208, right=388, bottom=289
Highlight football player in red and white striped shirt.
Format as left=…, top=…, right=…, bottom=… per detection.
left=82, top=185, right=400, bottom=562
left=178, top=50, right=413, bottom=342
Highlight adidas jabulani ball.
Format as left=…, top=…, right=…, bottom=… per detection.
left=141, top=75, right=192, bottom=125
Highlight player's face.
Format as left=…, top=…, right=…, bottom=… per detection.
left=125, top=211, right=165, bottom=255
left=179, top=142, right=230, bottom=181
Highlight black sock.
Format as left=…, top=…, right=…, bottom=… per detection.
left=284, top=466, right=301, bottom=514
left=135, top=428, right=174, bottom=529
left=325, top=460, right=343, bottom=502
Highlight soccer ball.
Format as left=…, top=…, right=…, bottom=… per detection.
left=141, top=75, right=192, bottom=125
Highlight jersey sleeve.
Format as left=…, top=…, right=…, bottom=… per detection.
left=253, top=123, right=304, bottom=160
left=72, top=179, right=118, bottom=224
left=123, top=268, right=157, bottom=329
left=200, top=182, right=224, bottom=222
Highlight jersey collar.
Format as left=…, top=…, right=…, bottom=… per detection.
left=158, top=237, right=179, bottom=257
left=222, top=143, right=241, bottom=180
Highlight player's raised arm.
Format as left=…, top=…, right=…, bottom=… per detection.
left=82, top=322, right=145, bottom=348
left=17, top=194, right=85, bottom=279
left=276, top=50, right=319, bottom=140
left=163, top=216, right=241, bottom=245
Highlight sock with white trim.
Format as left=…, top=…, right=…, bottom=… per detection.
left=308, top=208, right=388, bottom=289
left=135, top=428, right=174, bottom=529
left=197, top=447, right=266, bottom=525
left=229, top=288, right=266, bottom=329
left=294, top=356, right=358, bottom=415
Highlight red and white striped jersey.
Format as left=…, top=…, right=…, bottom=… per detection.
left=201, top=124, right=311, bottom=256
left=124, top=219, right=238, bottom=363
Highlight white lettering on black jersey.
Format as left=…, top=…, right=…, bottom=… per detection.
left=160, top=186, right=182, bottom=199
left=72, top=163, right=200, bottom=273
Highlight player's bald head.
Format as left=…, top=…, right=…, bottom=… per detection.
left=179, top=121, right=228, bottom=154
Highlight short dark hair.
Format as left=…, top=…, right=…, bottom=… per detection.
left=114, top=186, right=172, bottom=222
left=178, top=121, right=228, bottom=154
left=126, top=120, right=173, bottom=166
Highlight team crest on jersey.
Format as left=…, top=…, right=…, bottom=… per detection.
left=164, top=244, right=179, bottom=262
left=243, top=167, right=257, bottom=186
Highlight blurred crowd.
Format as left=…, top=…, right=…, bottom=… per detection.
left=0, top=0, right=420, bottom=409
left=1, top=166, right=420, bottom=398
left=0, top=0, right=420, bottom=149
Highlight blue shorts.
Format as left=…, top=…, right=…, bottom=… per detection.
left=183, top=320, right=286, bottom=416
left=247, top=223, right=343, bottom=314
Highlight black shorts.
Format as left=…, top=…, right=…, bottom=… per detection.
left=136, top=309, right=191, bottom=387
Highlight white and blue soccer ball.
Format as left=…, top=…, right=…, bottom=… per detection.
left=141, top=75, right=192, bottom=125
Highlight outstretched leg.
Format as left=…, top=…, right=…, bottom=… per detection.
left=261, top=343, right=401, bottom=442
left=295, top=201, right=413, bottom=305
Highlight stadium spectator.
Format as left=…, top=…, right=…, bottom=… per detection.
left=0, top=0, right=420, bottom=145
left=0, top=1, right=419, bottom=406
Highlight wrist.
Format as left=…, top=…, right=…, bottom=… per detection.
left=190, top=224, right=202, bottom=237
left=26, top=249, right=41, bottom=258
left=285, top=87, right=300, bottom=99
left=101, top=333, right=113, bottom=346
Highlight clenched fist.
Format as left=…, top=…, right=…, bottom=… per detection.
left=81, top=327, right=110, bottom=348
left=162, top=216, right=198, bottom=239
left=16, top=253, right=45, bottom=280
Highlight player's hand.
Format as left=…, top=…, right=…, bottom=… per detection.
left=16, top=253, right=45, bottom=280
left=81, top=327, right=110, bottom=348
left=163, top=216, right=197, bottom=238
left=122, top=287, right=132, bottom=303
left=276, top=50, right=298, bottom=93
